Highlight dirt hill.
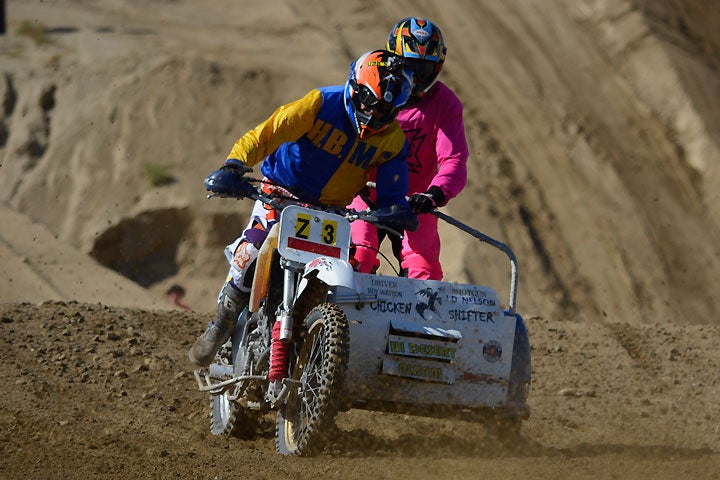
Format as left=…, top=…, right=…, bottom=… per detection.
left=1, top=0, right=719, bottom=478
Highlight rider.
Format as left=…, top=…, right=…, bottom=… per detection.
left=189, top=49, right=417, bottom=368
left=349, top=18, right=469, bottom=280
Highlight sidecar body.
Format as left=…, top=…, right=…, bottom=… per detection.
left=330, top=274, right=523, bottom=417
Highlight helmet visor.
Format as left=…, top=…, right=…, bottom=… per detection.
left=404, top=58, right=439, bottom=92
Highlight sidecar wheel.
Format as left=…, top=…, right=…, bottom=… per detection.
left=210, top=391, right=259, bottom=439
left=484, top=378, right=530, bottom=446
left=276, top=303, right=349, bottom=456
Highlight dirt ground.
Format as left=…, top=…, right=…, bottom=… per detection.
left=1, top=301, right=718, bottom=479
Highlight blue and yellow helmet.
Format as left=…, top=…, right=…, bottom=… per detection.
left=386, top=18, right=447, bottom=96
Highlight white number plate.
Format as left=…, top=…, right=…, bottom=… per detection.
left=278, top=205, right=351, bottom=264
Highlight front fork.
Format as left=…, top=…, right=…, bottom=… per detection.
left=268, top=260, right=303, bottom=383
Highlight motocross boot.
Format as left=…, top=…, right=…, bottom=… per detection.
left=188, top=282, right=249, bottom=367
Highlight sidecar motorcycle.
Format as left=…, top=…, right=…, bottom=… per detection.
left=193, top=173, right=531, bottom=456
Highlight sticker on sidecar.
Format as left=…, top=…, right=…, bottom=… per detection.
left=387, top=334, right=457, bottom=362
left=357, top=275, right=501, bottom=323
left=382, top=356, right=455, bottom=384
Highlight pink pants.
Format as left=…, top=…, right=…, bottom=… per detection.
left=349, top=197, right=443, bottom=280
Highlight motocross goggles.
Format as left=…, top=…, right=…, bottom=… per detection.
left=349, top=80, right=401, bottom=132
left=403, top=57, right=441, bottom=93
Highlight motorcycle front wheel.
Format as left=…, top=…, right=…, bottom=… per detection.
left=276, top=303, right=349, bottom=456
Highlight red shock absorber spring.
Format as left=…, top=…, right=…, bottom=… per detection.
left=268, top=321, right=289, bottom=382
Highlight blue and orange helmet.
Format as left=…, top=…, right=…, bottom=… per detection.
left=386, top=18, right=447, bottom=96
left=344, top=49, right=413, bottom=139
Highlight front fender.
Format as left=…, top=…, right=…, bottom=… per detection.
left=299, top=256, right=356, bottom=292
left=293, top=257, right=356, bottom=321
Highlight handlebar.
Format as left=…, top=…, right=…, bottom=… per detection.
left=206, top=176, right=409, bottom=237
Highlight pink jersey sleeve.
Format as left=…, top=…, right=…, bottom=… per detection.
left=396, top=81, right=468, bottom=205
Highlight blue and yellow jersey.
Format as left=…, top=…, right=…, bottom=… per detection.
left=227, top=86, right=410, bottom=207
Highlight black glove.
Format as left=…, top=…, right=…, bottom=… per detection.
left=371, top=204, right=419, bottom=232
left=221, top=158, right=253, bottom=175
left=204, top=159, right=256, bottom=198
left=408, top=186, right=446, bottom=214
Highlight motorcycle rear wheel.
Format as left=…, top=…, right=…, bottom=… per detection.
left=276, top=303, right=349, bottom=456
left=210, top=390, right=260, bottom=438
